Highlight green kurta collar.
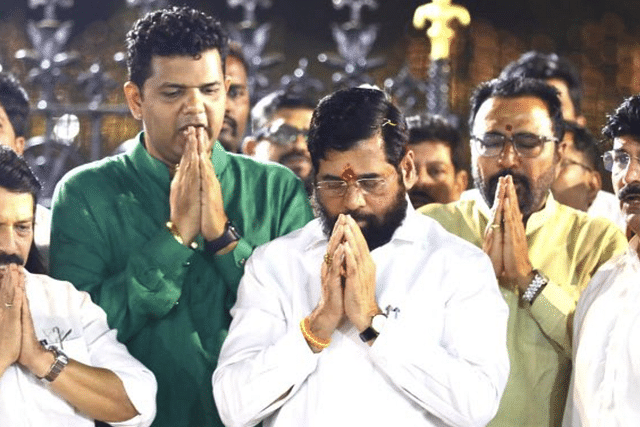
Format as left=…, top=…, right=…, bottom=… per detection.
left=129, top=132, right=231, bottom=186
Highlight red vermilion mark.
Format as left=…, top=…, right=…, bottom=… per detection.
left=341, top=164, right=357, bottom=181
left=505, top=124, right=513, bottom=132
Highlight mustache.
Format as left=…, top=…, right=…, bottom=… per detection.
left=618, top=184, right=640, bottom=201
left=222, top=116, right=237, bottom=134
left=0, top=252, right=24, bottom=266
left=408, top=188, right=435, bottom=205
left=487, top=169, right=531, bottom=198
left=278, top=149, right=310, bottom=164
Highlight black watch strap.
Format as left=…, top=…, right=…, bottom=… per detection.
left=359, top=327, right=379, bottom=342
left=205, top=221, right=241, bottom=254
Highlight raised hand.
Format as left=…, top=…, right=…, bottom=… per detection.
left=342, top=215, right=380, bottom=332
left=0, top=264, right=23, bottom=375
left=500, top=175, right=534, bottom=291
left=169, top=127, right=202, bottom=245
left=308, top=214, right=348, bottom=348
left=197, top=126, right=229, bottom=244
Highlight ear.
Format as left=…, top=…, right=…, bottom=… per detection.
left=576, top=115, right=587, bottom=127
left=586, top=170, right=602, bottom=208
left=225, top=75, right=232, bottom=93
left=453, top=169, right=469, bottom=199
left=124, top=81, right=143, bottom=121
left=13, top=136, right=25, bottom=155
left=401, top=150, right=417, bottom=190
left=242, top=137, right=258, bottom=156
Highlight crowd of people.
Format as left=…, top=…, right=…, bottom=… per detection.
left=1, top=4, right=639, bottom=427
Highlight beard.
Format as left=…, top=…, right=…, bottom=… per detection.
left=473, top=165, right=556, bottom=218
left=314, top=178, right=408, bottom=251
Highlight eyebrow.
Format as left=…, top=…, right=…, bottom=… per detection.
left=159, top=82, right=222, bottom=90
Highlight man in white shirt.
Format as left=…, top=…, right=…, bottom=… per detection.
left=213, top=87, right=510, bottom=427
left=0, top=146, right=157, bottom=426
left=564, top=95, right=640, bottom=426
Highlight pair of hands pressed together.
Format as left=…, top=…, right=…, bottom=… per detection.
left=169, top=126, right=231, bottom=252
left=308, top=214, right=381, bottom=351
left=0, top=264, right=55, bottom=379
left=482, top=175, right=535, bottom=293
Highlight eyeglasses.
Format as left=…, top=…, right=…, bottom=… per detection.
left=602, top=149, right=640, bottom=172
left=255, top=119, right=308, bottom=146
left=471, top=133, right=557, bottom=158
left=559, top=158, right=594, bottom=172
left=315, top=172, right=396, bottom=198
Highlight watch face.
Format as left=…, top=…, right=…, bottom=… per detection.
left=371, top=314, right=387, bottom=333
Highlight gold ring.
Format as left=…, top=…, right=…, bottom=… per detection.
left=490, top=224, right=500, bottom=229
left=323, top=253, right=333, bottom=266
left=4, top=303, right=12, bottom=308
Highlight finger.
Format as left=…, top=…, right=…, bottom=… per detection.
left=0, top=265, right=17, bottom=308
left=506, top=175, right=523, bottom=220
left=345, top=215, right=369, bottom=263
left=326, top=215, right=346, bottom=258
left=486, top=177, right=506, bottom=234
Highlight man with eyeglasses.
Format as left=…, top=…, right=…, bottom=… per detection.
left=243, top=88, right=318, bottom=194
left=421, top=76, right=626, bottom=427
left=551, top=121, right=626, bottom=230
left=563, top=95, right=640, bottom=426
left=213, top=87, right=510, bottom=427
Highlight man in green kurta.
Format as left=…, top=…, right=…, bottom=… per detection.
left=48, top=6, right=313, bottom=427
left=420, top=76, right=627, bottom=426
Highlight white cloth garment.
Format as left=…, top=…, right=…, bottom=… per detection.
left=588, top=190, right=626, bottom=233
left=563, top=243, right=640, bottom=426
left=0, top=271, right=157, bottom=427
left=213, top=206, right=510, bottom=427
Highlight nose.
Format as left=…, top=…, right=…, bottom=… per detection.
left=415, top=165, right=433, bottom=187
left=343, top=184, right=367, bottom=211
left=293, top=133, right=309, bottom=153
left=0, top=227, right=16, bottom=254
left=623, top=157, right=640, bottom=184
left=183, top=88, right=205, bottom=114
left=497, top=140, right=521, bottom=169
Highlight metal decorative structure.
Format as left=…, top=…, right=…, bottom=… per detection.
left=318, top=0, right=384, bottom=89
left=279, top=58, right=325, bottom=98
left=127, top=0, right=169, bottom=17
left=413, top=0, right=470, bottom=119
left=226, top=0, right=283, bottom=100
left=383, top=65, right=429, bottom=115
left=15, top=0, right=130, bottom=207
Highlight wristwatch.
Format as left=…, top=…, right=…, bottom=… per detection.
left=521, top=270, right=549, bottom=304
left=43, top=346, right=69, bottom=382
left=205, top=220, right=241, bottom=254
left=359, top=313, right=387, bottom=342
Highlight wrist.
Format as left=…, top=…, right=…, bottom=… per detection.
left=25, top=346, right=56, bottom=379
left=166, top=221, right=198, bottom=249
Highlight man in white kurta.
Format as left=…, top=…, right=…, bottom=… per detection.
left=213, top=87, right=509, bottom=427
left=0, top=146, right=157, bottom=427
left=563, top=95, right=640, bottom=426
left=0, top=272, right=158, bottom=427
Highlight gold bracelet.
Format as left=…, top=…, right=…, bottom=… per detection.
left=300, top=317, right=331, bottom=349
left=166, top=221, right=198, bottom=249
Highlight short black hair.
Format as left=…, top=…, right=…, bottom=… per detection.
left=406, top=113, right=464, bottom=171
left=602, top=95, right=640, bottom=141
left=125, top=6, right=229, bottom=90
left=500, top=51, right=583, bottom=116
left=469, top=76, right=565, bottom=142
left=0, top=146, right=40, bottom=203
left=564, top=121, right=601, bottom=170
left=227, top=42, right=249, bottom=75
left=307, top=87, right=407, bottom=173
left=251, top=88, right=319, bottom=132
left=0, top=72, right=30, bottom=137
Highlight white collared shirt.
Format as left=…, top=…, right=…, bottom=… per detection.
left=564, top=243, right=640, bottom=426
left=0, top=272, right=157, bottom=427
left=213, top=206, right=510, bottom=427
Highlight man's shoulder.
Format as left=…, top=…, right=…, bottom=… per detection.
left=57, top=151, right=131, bottom=192
left=556, top=201, right=622, bottom=235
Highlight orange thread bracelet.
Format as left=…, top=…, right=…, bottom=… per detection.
left=300, top=317, right=331, bottom=349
